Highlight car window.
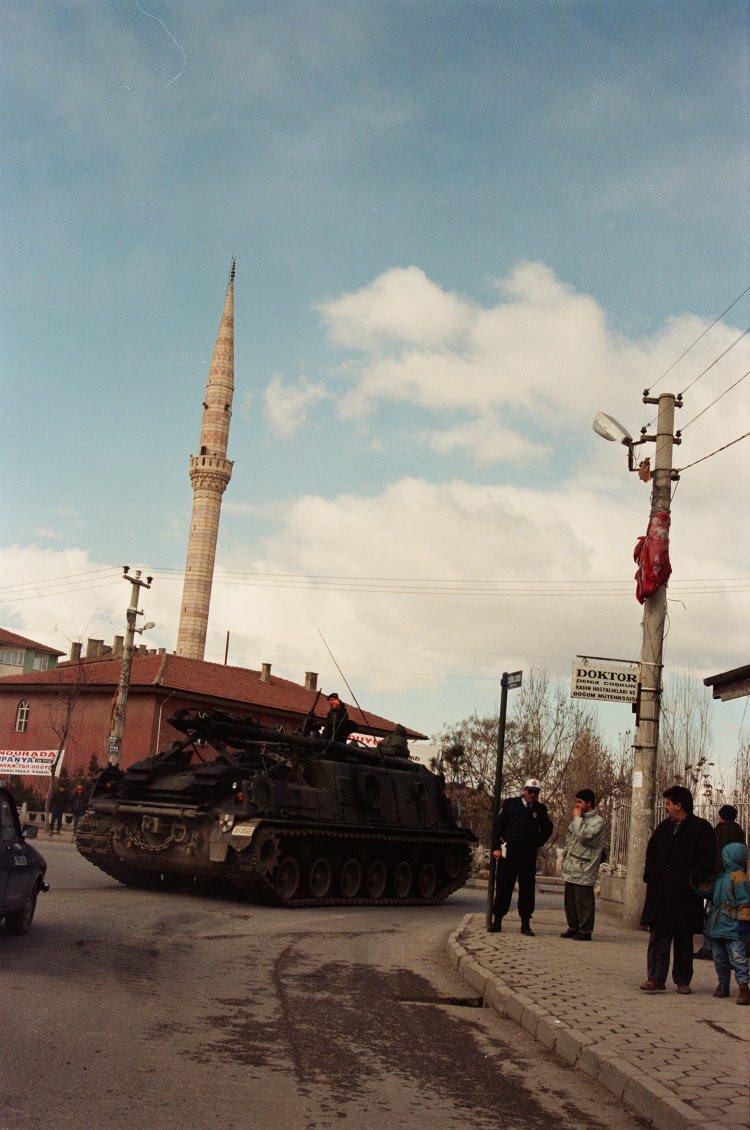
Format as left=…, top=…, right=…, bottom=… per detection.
left=0, top=796, right=19, bottom=842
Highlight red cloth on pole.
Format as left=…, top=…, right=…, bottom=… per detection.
left=634, top=510, right=672, bottom=604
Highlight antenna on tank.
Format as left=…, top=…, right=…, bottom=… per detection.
left=317, top=629, right=373, bottom=732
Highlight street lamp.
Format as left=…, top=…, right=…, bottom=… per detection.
left=592, top=411, right=644, bottom=472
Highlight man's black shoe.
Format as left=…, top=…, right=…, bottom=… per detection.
left=560, top=929, right=578, bottom=938
left=572, top=932, right=592, bottom=941
left=693, top=947, right=712, bottom=960
left=487, top=924, right=501, bottom=933
left=520, top=922, right=535, bottom=936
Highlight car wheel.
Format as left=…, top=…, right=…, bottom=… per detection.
left=5, top=887, right=38, bottom=935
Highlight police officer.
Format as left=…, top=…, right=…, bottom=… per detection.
left=490, top=778, right=553, bottom=935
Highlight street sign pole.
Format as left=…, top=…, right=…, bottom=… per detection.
left=486, top=670, right=522, bottom=930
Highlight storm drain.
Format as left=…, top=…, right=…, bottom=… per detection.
left=397, top=994, right=483, bottom=1008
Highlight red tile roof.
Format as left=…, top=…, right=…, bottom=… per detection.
left=0, top=652, right=425, bottom=738
left=0, top=627, right=65, bottom=656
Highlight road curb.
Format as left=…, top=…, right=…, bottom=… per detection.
left=447, top=916, right=710, bottom=1130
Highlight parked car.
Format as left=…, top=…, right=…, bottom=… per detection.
left=0, top=787, right=49, bottom=934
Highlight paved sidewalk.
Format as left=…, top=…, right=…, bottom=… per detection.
left=449, top=909, right=750, bottom=1129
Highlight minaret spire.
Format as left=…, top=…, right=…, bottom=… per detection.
left=176, top=263, right=236, bottom=660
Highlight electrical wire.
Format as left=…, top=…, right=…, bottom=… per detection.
left=677, top=429, right=750, bottom=473
left=0, top=578, right=122, bottom=605
left=7, top=562, right=750, bottom=596
left=645, top=326, right=750, bottom=428
left=679, top=370, right=749, bottom=433
left=0, top=567, right=117, bottom=594
left=678, top=327, right=750, bottom=396
left=646, top=283, right=750, bottom=394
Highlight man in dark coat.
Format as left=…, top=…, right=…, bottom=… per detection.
left=490, top=778, right=553, bottom=936
left=71, top=783, right=88, bottom=833
left=694, top=803, right=746, bottom=959
left=321, top=693, right=352, bottom=744
left=49, top=785, right=67, bottom=836
left=640, top=785, right=716, bottom=993
left=714, top=804, right=746, bottom=867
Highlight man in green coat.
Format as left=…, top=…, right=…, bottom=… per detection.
left=378, top=724, right=410, bottom=758
left=560, top=789, right=606, bottom=941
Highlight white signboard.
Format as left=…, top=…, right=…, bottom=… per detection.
left=571, top=660, right=639, bottom=703
left=0, top=749, right=63, bottom=777
left=349, top=732, right=380, bottom=748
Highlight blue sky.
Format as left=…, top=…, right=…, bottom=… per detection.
left=1, top=1, right=748, bottom=764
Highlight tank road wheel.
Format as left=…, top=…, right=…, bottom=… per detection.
left=417, top=862, right=437, bottom=899
left=254, top=829, right=280, bottom=875
left=339, top=858, right=362, bottom=899
left=275, top=856, right=301, bottom=900
left=393, top=861, right=412, bottom=899
left=366, top=860, right=387, bottom=899
left=444, top=845, right=463, bottom=881
left=309, top=857, right=333, bottom=899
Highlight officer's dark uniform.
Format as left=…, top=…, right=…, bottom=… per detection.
left=492, top=794, right=553, bottom=928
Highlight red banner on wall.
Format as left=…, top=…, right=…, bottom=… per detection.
left=0, top=749, right=63, bottom=776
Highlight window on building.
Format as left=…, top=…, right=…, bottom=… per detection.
left=0, top=648, right=24, bottom=667
left=14, top=700, right=30, bottom=733
left=32, top=654, right=49, bottom=671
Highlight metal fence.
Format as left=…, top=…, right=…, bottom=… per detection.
left=605, top=800, right=749, bottom=875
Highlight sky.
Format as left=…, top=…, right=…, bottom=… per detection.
left=1, top=0, right=749, bottom=769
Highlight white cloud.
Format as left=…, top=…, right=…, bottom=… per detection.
left=263, top=374, right=327, bottom=437
left=223, top=499, right=262, bottom=516
left=420, top=417, right=548, bottom=465
left=33, top=527, right=62, bottom=541
left=318, top=266, right=473, bottom=351
left=325, top=262, right=750, bottom=468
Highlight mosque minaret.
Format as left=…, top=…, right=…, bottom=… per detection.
left=176, top=261, right=235, bottom=659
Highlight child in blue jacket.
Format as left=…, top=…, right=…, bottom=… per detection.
left=705, top=842, right=750, bottom=1004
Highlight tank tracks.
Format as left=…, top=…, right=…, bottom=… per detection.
left=75, top=812, right=472, bottom=907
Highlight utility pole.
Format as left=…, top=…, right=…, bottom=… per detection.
left=107, top=567, right=153, bottom=767
left=622, top=392, right=681, bottom=928
left=486, top=669, right=522, bottom=930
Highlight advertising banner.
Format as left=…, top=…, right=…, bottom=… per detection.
left=349, top=732, right=380, bottom=748
left=571, top=660, right=639, bottom=703
left=0, top=749, right=63, bottom=776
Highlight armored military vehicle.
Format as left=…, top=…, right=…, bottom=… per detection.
left=75, top=709, right=475, bottom=906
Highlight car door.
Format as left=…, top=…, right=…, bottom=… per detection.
left=0, top=793, right=32, bottom=908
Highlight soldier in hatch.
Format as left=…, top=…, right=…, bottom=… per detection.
left=321, top=693, right=352, bottom=744
left=378, top=724, right=410, bottom=759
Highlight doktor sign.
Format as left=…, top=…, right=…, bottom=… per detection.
left=0, top=749, right=62, bottom=777
left=571, top=659, right=639, bottom=704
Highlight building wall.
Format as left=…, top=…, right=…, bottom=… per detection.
left=0, top=686, right=317, bottom=783
left=0, top=648, right=59, bottom=679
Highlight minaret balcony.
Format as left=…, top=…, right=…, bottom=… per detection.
left=188, top=453, right=234, bottom=492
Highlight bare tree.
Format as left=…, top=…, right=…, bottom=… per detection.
left=734, top=734, right=750, bottom=806
left=657, top=673, right=715, bottom=801
left=433, top=668, right=626, bottom=865
left=45, top=655, right=88, bottom=818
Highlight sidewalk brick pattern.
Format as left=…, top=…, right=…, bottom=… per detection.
left=450, top=910, right=749, bottom=1129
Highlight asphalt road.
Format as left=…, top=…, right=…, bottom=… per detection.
left=1, top=840, right=641, bottom=1129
